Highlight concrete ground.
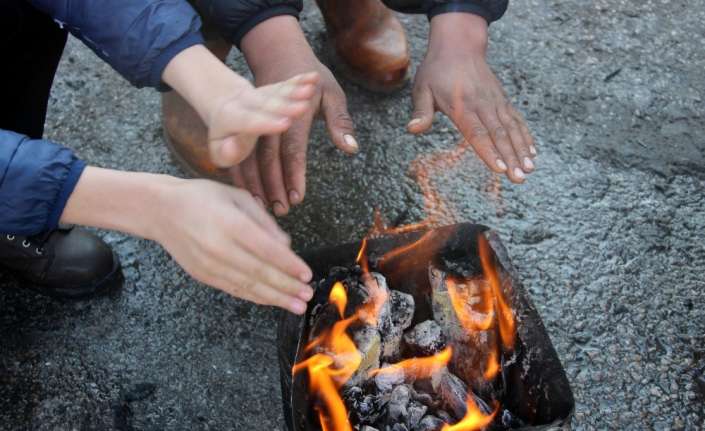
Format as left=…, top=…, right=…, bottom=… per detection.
left=1, top=0, right=704, bottom=429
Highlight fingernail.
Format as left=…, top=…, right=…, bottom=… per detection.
left=514, top=167, right=526, bottom=180
left=523, top=157, right=535, bottom=171
left=290, top=300, right=306, bottom=315
left=273, top=201, right=287, bottom=216
left=496, top=159, right=507, bottom=172
left=343, top=134, right=359, bottom=152
left=298, top=288, right=313, bottom=301
left=254, top=196, right=265, bottom=209
left=288, top=190, right=301, bottom=205
left=299, top=270, right=312, bottom=283
left=529, top=145, right=537, bottom=156
left=408, top=118, right=422, bottom=128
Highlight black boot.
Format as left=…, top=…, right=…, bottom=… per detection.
left=0, top=226, right=122, bottom=299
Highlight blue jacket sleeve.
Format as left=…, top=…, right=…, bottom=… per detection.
left=0, top=130, right=85, bottom=236
left=28, top=0, right=205, bottom=89
left=381, top=0, right=509, bottom=23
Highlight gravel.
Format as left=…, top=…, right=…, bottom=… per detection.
left=1, top=0, right=704, bottom=429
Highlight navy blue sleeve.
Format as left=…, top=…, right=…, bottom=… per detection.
left=192, top=0, right=302, bottom=47
left=0, top=130, right=86, bottom=235
left=381, top=0, right=509, bottom=23
left=28, top=0, right=205, bottom=89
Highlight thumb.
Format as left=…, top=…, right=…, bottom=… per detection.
left=321, top=87, right=358, bottom=154
left=210, top=135, right=256, bottom=167
left=408, top=85, right=435, bottom=134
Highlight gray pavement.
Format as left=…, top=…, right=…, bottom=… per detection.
left=1, top=0, right=704, bottom=429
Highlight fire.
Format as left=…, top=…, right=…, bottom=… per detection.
left=445, top=277, right=495, bottom=332
left=368, top=347, right=452, bottom=380
left=294, top=242, right=392, bottom=431
left=441, top=395, right=498, bottom=431
left=483, top=348, right=500, bottom=381
left=477, top=235, right=515, bottom=350
left=292, top=283, right=362, bottom=431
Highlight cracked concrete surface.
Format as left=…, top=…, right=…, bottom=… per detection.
left=1, top=0, right=704, bottom=429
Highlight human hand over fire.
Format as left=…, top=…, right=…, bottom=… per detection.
left=236, top=16, right=358, bottom=216
left=408, top=13, right=536, bottom=184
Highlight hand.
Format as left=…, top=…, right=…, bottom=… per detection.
left=61, top=167, right=314, bottom=314
left=408, top=13, right=536, bottom=183
left=206, top=72, right=320, bottom=168
left=153, top=178, right=314, bottom=314
left=162, top=44, right=320, bottom=170
left=237, top=16, right=357, bottom=215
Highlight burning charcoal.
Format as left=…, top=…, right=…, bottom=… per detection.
left=403, top=320, right=446, bottom=357
left=407, top=401, right=428, bottom=427
left=410, top=389, right=435, bottom=408
left=346, top=325, right=382, bottom=387
left=431, top=369, right=493, bottom=421
left=435, top=410, right=453, bottom=424
left=387, top=385, right=411, bottom=423
left=413, top=415, right=445, bottom=431
left=380, top=290, right=415, bottom=362
left=429, top=266, right=496, bottom=387
left=431, top=370, right=467, bottom=419
left=360, top=426, right=380, bottom=431
left=374, top=367, right=405, bottom=392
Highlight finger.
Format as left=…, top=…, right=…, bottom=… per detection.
left=238, top=152, right=268, bottom=203
left=477, top=108, right=525, bottom=183
left=321, top=85, right=358, bottom=154
left=452, top=110, right=506, bottom=174
left=211, top=135, right=258, bottom=167
left=498, top=106, right=533, bottom=172
left=257, top=135, right=290, bottom=216
left=510, top=107, right=536, bottom=157
left=213, top=270, right=308, bottom=315
left=229, top=212, right=312, bottom=282
left=408, top=84, right=435, bottom=134
left=223, top=246, right=312, bottom=301
left=230, top=188, right=290, bottom=245
left=281, top=113, right=314, bottom=206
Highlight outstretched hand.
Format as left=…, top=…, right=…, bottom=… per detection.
left=408, top=13, right=536, bottom=183
left=237, top=16, right=357, bottom=215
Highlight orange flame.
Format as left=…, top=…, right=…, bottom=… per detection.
left=477, top=235, right=515, bottom=350
left=329, top=282, right=347, bottom=317
left=355, top=238, right=370, bottom=275
left=445, top=277, right=495, bottom=332
left=368, top=347, right=453, bottom=380
left=483, top=348, right=500, bottom=381
left=441, top=395, right=498, bottom=431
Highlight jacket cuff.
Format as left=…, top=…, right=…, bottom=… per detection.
left=45, top=159, right=86, bottom=232
left=150, top=31, right=205, bottom=91
left=231, top=5, right=301, bottom=49
left=428, top=3, right=494, bottom=23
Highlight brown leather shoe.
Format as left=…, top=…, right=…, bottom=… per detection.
left=161, top=38, right=231, bottom=182
left=316, top=0, right=410, bottom=93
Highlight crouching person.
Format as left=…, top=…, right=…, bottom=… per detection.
left=0, top=0, right=316, bottom=315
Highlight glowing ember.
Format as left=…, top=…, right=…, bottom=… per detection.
left=368, top=346, right=453, bottom=380
left=441, top=395, right=498, bottom=431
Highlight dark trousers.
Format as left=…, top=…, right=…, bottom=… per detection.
left=0, top=1, right=68, bottom=139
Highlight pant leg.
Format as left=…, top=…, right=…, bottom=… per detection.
left=0, top=1, right=68, bottom=139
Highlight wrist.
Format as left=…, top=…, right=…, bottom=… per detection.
left=429, top=13, right=489, bottom=56
left=241, top=15, right=317, bottom=77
